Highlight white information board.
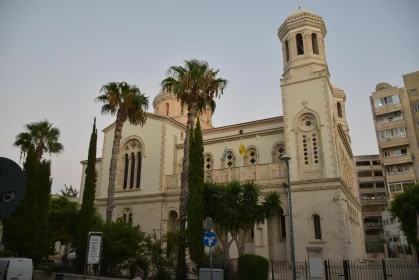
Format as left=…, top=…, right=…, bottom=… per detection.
left=87, top=235, right=102, bottom=264
left=309, top=258, right=324, bottom=277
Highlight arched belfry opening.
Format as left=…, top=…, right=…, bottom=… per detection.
left=285, top=40, right=290, bottom=62
left=311, top=33, right=319, bottom=54
left=296, top=33, right=304, bottom=55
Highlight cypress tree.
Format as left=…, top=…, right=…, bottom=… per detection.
left=76, top=118, right=98, bottom=273
left=3, top=144, right=53, bottom=264
left=187, top=118, right=205, bottom=268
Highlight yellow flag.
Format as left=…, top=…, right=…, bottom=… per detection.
left=239, top=142, right=247, bottom=157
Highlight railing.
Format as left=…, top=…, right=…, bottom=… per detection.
left=365, top=222, right=383, bottom=228
left=166, top=163, right=287, bottom=190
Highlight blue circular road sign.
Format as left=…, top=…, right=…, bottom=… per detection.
left=203, top=232, right=217, bottom=248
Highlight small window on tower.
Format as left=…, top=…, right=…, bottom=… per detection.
left=337, top=102, right=343, bottom=118
left=311, top=33, right=319, bottom=54
left=296, top=33, right=304, bottom=55
left=285, top=40, right=290, bottom=62
left=165, top=103, right=170, bottom=116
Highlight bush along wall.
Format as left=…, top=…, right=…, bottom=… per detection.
left=238, top=254, right=269, bottom=280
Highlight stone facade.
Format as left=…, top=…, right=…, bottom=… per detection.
left=79, top=8, right=366, bottom=261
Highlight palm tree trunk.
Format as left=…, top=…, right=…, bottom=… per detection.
left=176, top=107, right=196, bottom=280
left=179, top=108, right=197, bottom=231
left=35, top=144, right=43, bottom=160
left=106, top=108, right=126, bottom=222
left=234, top=229, right=246, bottom=256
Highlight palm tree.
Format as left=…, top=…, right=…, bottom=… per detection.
left=204, top=181, right=281, bottom=261
left=161, top=59, right=227, bottom=233
left=14, top=120, right=64, bottom=161
left=95, top=82, right=149, bottom=222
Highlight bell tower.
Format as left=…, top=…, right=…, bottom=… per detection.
left=279, top=8, right=339, bottom=181
left=278, top=8, right=328, bottom=80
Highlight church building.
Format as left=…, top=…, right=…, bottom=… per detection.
left=79, top=8, right=366, bottom=261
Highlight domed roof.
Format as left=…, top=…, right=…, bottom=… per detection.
left=289, top=7, right=316, bottom=17
left=375, top=83, right=392, bottom=91
left=152, top=88, right=174, bottom=107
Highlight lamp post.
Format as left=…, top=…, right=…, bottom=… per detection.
left=280, top=155, right=296, bottom=280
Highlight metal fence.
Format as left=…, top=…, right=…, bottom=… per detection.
left=222, top=259, right=419, bottom=280
left=325, top=259, right=419, bottom=280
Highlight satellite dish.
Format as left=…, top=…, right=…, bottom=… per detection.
left=0, top=157, right=26, bottom=221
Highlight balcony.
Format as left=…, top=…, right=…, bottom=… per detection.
left=383, top=154, right=412, bottom=166
left=364, top=223, right=383, bottom=229
left=386, top=171, right=416, bottom=183
left=379, top=136, right=409, bottom=149
left=374, top=103, right=402, bottom=116
left=165, top=163, right=287, bottom=190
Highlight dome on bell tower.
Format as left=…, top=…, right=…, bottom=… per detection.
left=278, top=8, right=328, bottom=79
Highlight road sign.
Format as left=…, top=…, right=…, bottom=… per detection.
left=87, top=233, right=103, bottom=264
left=203, top=217, right=213, bottom=232
left=0, top=157, right=26, bottom=221
left=203, top=232, right=217, bottom=248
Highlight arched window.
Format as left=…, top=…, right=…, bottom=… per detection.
left=136, top=152, right=142, bottom=189
left=130, top=152, right=135, bottom=189
left=204, top=154, right=213, bottom=170
left=246, top=148, right=258, bottom=166
left=279, top=207, right=286, bottom=239
left=181, top=132, right=184, bottom=139
left=296, top=33, right=304, bottom=55
left=156, top=106, right=159, bottom=114
left=273, top=143, right=286, bottom=163
left=337, top=102, right=343, bottom=118
left=165, top=103, right=169, bottom=116
left=168, top=211, right=179, bottom=232
left=123, top=154, right=129, bottom=189
left=311, top=33, right=319, bottom=54
left=313, top=214, right=322, bottom=240
left=285, top=40, right=290, bottom=62
left=224, top=151, right=235, bottom=168
left=122, top=208, right=132, bottom=222
left=181, top=105, right=184, bottom=115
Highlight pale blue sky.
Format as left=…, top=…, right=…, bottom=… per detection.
left=0, top=0, right=418, bottom=194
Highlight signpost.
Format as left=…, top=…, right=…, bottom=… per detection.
left=84, top=232, right=103, bottom=280
left=203, top=217, right=216, bottom=280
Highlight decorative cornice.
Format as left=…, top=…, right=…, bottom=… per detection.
left=202, top=116, right=283, bottom=136
left=177, top=128, right=284, bottom=148
left=337, top=124, right=353, bottom=158
left=278, top=12, right=326, bottom=40
left=80, top=157, right=102, bottom=165
left=102, top=112, right=186, bottom=134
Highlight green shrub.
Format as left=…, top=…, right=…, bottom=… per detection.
left=238, top=254, right=269, bottom=280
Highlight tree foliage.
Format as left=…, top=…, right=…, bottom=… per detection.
left=60, top=184, right=79, bottom=197
left=187, top=119, right=205, bottom=269
left=2, top=144, right=54, bottom=265
left=388, top=183, right=419, bottom=246
left=99, top=219, right=146, bottom=276
left=161, top=59, right=227, bottom=280
left=13, top=119, right=64, bottom=161
left=76, top=118, right=98, bottom=273
left=95, top=82, right=149, bottom=222
left=203, top=181, right=281, bottom=260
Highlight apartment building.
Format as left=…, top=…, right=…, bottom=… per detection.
left=354, top=155, right=387, bottom=241
left=369, top=71, right=419, bottom=245
left=370, top=79, right=419, bottom=199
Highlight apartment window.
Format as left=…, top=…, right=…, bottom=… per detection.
left=360, top=183, right=374, bottom=189
left=410, top=89, right=418, bottom=95
left=372, top=160, right=381, bottom=165
left=374, top=171, right=383, bottom=177
left=379, top=127, right=407, bottom=140
left=373, top=94, right=401, bottom=108
left=376, top=182, right=385, bottom=188
left=362, top=205, right=386, bottom=212
left=356, top=161, right=371, bottom=166
left=385, top=149, right=408, bottom=157
left=387, top=164, right=413, bottom=174
left=413, top=105, right=419, bottom=112
left=384, top=152, right=391, bottom=157
left=377, top=112, right=403, bottom=124
left=358, top=171, right=372, bottom=177
left=376, top=193, right=387, bottom=199
left=388, top=181, right=416, bottom=193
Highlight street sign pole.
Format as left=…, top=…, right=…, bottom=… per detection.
left=83, top=232, right=103, bottom=280
left=203, top=219, right=216, bottom=280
